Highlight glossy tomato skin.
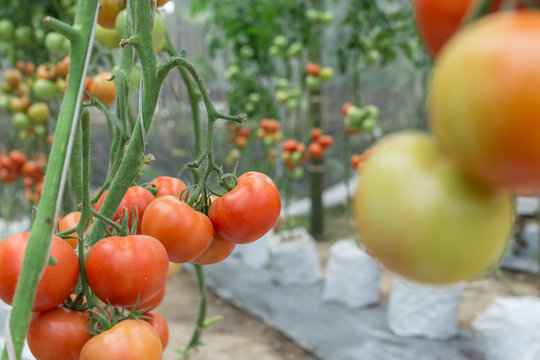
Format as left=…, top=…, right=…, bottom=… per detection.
left=0, top=232, right=79, bottom=311
left=430, top=11, right=540, bottom=192
left=127, top=285, right=165, bottom=312
left=95, top=186, right=155, bottom=234
left=97, top=0, right=124, bottom=29
left=85, top=235, right=169, bottom=307
left=209, top=172, right=281, bottom=244
left=353, top=131, right=514, bottom=284
left=151, top=176, right=187, bottom=198
left=80, top=319, right=162, bottom=360
left=192, top=233, right=236, bottom=265
left=27, top=307, right=92, bottom=360
left=58, top=211, right=85, bottom=249
left=89, top=72, right=116, bottom=105
left=145, top=312, right=169, bottom=349
left=141, top=196, right=213, bottom=263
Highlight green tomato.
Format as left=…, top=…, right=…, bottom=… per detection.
left=275, top=90, right=289, bottom=103
left=291, top=167, right=304, bottom=179
left=152, top=13, right=166, bottom=53
left=0, top=19, right=14, bottom=40
left=319, top=11, right=334, bottom=24
left=130, top=66, right=142, bottom=88
left=364, top=105, right=379, bottom=120
left=288, top=88, right=302, bottom=98
left=34, top=124, right=47, bottom=136
left=13, top=112, right=32, bottom=129
left=240, top=45, right=254, bottom=59
left=290, top=151, right=302, bottom=164
left=45, top=32, right=65, bottom=53
left=15, top=26, right=32, bottom=45
left=305, top=75, right=321, bottom=90
left=32, top=79, right=58, bottom=101
left=245, top=102, right=256, bottom=113
left=286, top=98, right=298, bottom=110
left=363, top=49, right=381, bottom=66
left=115, top=9, right=129, bottom=38
left=346, top=106, right=366, bottom=122
left=361, top=117, right=376, bottom=132
left=225, top=65, right=240, bottom=80
left=319, top=67, right=334, bottom=81
left=306, top=9, right=319, bottom=22
left=353, top=131, right=514, bottom=285
left=269, top=45, right=280, bottom=57
left=0, top=94, right=12, bottom=112
left=95, top=24, right=121, bottom=49
left=27, top=102, right=50, bottom=124
left=275, top=78, right=290, bottom=90
left=286, top=42, right=302, bottom=58
left=272, top=35, right=287, bottom=49
left=248, top=93, right=261, bottom=103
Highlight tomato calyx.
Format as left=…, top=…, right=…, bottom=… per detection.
left=87, top=298, right=152, bottom=336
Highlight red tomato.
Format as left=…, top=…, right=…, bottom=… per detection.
left=88, top=72, right=116, bottom=105
left=192, top=233, right=236, bottom=265
left=209, top=172, right=281, bottom=244
left=430, top=11, right=540, bottom=192
left=141, top=196, right=214, bottom=263
left=144, top=312, right=169, bottom=349
left=342, top=102, right=354, bottom=116
left=85, top=235, right=169, bottom=307
left=310, top=127, right=322, bottom=141
left=308, top=142, right=324, bottom=159
left=0, top=232, right=79, bottom=312
left=317, top=135, right=334, bottom=149
left=305, top=62, right=321, bottom=76
left=127, top=285, right=165, bottom=312
left=150, top=176, right=187, bottom=198
left=27, top=307, right=92, bottom=360
left=80, top=320, right=162, bottom=360
left=95, top=186, right=155, bottom=234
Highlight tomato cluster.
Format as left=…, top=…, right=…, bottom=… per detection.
left=256, top=118, right=282, bottom=163
left=342, top=102, right=379, bottom=135
left=350, top=146, right=376, bottom=171
left=308, top=128, right=334, bottom=159
left=281, top=139, right=307, bottom=179
left=305, top=62, right=334, bottom=90
left=0, top=150, right=46, bottom=203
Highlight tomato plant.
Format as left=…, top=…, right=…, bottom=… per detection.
left=430, top=11, right=540, bottom=192
left=0, top=232, right=79, bottom=311
left=79, top=319, right=162, bottom=360
left=209, top=172, right=281, bottom=244
left=84, top=235, right=169, bottom=307
left=141, top=196, right=214, bottom=263
left=353, top=131, right=514, bottom=284
left=27, top=307, right=92, bottom=360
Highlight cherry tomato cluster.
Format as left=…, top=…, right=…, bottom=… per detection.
left=342, top=102, right=379, bottom=135
left=274, top=77, right=302, bottom=110
left=227, top=124, right=251, bottom=150
left=281, top=139, right=307, bottom=179
left=0, top=150, right=46, bottom=203
left=305, top=62, right=334, bottom=90
left=256, top=118, right=282, bottom=163
left=308, top=128, right=334, bottom=159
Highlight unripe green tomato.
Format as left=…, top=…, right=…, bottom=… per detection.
left=273, top=35, right=287, bottom=49
left=34, top=29, right=45, bottom=43
left=27, top=102, right=50, bottom=124
left=291, top=167, right=304, bottom=179
left=0, top=94, right=12, bottom=112
left=1, top=81, right=13, bottom=94
left=286, top=42, right=302, bottom=58
left=95, top=24, right=121, bottom=49
left=45, top=32, right=65, bottom=53
left=0, top=19, right=14, bottom=40
left=13, top=112, right=31, bottom=129
left=32, top=79, right=58, bottom=101
left=245, top=102, right=256, bottom=113
left=275, top=90, right=289, bottom=103
left=56, top=78, right=66, bottom=93
left=286, top=98, right=298, bottom=110
left=263, top=136, right=274, bottom=147
left=130, top=66, right=142, bottom=88
left=288, top=88, right=302, bottom=98
left=225, top=65, right=240, bottom=80
left=152, top=13, right=166, bottom=53
left=240, top=45, right=254, bottom=59
left=319, top=67, right=334, bottom=81
left=361, top=117, right=376, bottom=132
left=363, top=49, right=381, bottom=66
left=15, top=26, right=32, bottom=45
left=364, top=105, right=379, bottom=120
left=248, top=93, right=261, bottom=103
left=269, top=45, right=280, bottom=57
left=18, top=129, right=28, bottom=141
left=345, top=114, right=362, bottom=130
left=62, top=37, right=71, bottom=53
left=290, top=151, right=302, bottom=164
left=319, top=11, right=334, bottom=24
left=305, top=75, right=321, bottom=90
left=242, top=68, right=254, bottom=78
left=346, top=106, right=366, bottom=122
left=115, top=9, right=129, bottom=38
left=34, top=124, right=47, bottom=136
left=306, top=9, right=319, bottom=22
left=275, top=78, right=290, bottom=90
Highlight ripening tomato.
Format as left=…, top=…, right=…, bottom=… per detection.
left=192, top=233, right=236, bottom=265
left=27, top=307, right=92, bottom=360
left=58, top=211, right=92, bottom=249
left=144, top=312, right=169, bottom=349
left=353, top=131, right=514, bottom=284
left=80, top=320, right=162, bottom=360
left=141, top=196, right=214, bottom=263
left=95, top=186, right=155, bottom=234
left=430, top=11, right=540, bottom=193
left=97, top=0, right=125, bottom=29
left=57, top=56, right=70, bottom=78
left=150, top=176, right=187, bottom=198
left=0, top=232, right=79, bottom=311
left=89, top=72, right=116, bottom=105
left=305, top=62, right=321, bottom=76
left=95, top=24, right=121, bottom=49
left=85, top=235, right=169, bottom=307
left=318, top=135, right=334, bottom=149
left=308, top=142, right=324, bottom=159
left=209, top=172, right=281, bottom=244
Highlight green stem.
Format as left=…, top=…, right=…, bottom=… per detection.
left=180, top=264, right=208, bottom=358
left=2, top=1, right=99, bottom=359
